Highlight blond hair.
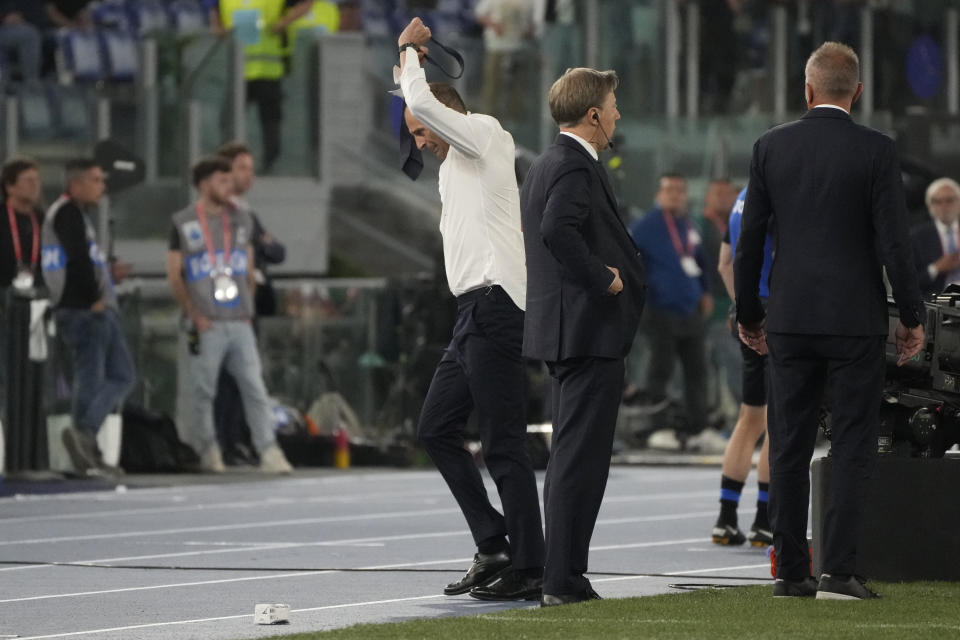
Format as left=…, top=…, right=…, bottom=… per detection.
left=548, top=68, right=619, bottom=127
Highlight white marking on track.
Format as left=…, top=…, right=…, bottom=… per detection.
left=12, top=595, right=448, bottom=639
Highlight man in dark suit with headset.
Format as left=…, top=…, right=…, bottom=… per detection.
left=521, top=67, right=646, bottom=606
left=735, top=42, right=925, bottom=600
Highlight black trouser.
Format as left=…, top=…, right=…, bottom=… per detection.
left=766, top=332, right=884, bottom=580
left=416, top=286, right=544, bottom=571
left=644, top=305, right=708, bottom=435
left=247, top=79, right=282, bottom=170
left=543, top=355, right=624, bottom=595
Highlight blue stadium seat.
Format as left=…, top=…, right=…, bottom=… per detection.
left=91, top=0, right=132, bottom=30
left=57, top=30, right=105, bottom=83
left=361, top=0, right=395, bottom=38
left=99, top=28, right=140, bottom=82
left=127, top=0, right=171, bottom=36
left=167, top=0, right=208, bottom=36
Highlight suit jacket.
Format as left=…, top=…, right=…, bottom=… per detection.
left=735, top=107, right=923, bottom=334
left=910, top=220, right=947, bottom=299
left=520, top=134, right=646, bottom=361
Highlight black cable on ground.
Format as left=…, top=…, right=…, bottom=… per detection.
left=0, top=558, right=772, bottom=582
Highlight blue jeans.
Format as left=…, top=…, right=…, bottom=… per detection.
left=56, top=308, right=136, bottom=435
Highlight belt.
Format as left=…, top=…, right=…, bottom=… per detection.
left=456, top=285, right=500, bottom=305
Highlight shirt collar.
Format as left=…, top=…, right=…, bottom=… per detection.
left=934, top=217, right=958, bottom=236
left=813, top=104, right=850, bottom=114
left=559, top=131, right=599, bottom=161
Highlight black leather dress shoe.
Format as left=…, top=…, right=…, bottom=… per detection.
left=816, top=574, right=881, bottom=600
left=540, top=587, right=601, bottom=607
left=444, top=551, right=511, bottom=596
left=773, top=576, right=818, bottom=598
left=469, top=570, right=542, bottom=601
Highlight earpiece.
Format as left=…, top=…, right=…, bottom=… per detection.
left=592, top=112, right=599, bottom=121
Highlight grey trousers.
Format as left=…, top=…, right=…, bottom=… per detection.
left=179, top=321, right=276, bottom=456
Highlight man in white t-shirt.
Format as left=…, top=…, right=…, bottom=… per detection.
left=394, top=17, right=544, bottom=602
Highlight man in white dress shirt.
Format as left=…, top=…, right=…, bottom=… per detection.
left=394, top=18, right=545, bottom=602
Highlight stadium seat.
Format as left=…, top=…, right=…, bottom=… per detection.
left=361, top=0, right=395, bottom=38
left=168, top=0, right=208, bottom=36
left=57, top=29, right=105, bottom=83
left=91, top=0, right=132, bottom=30
left=99, top=28, right=140, bottom=81
left=128, top=0, right=171, bottom=36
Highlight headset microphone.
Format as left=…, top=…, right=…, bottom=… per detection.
left=593, top=112, right=615, bottom=152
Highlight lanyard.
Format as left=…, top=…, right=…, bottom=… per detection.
left=663, top=211, right=692, bottom=258
left=195, top=202, right=232, bottom=275
left=6, top=201, right=39, bottom=268
left=424, top=36, right=465, bottom=79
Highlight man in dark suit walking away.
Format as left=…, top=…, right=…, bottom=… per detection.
left=521, top=68, right=646, bottom=606
left=910, top=177, right=960, bottom=299
left=735, top=42, right=925, bottom=600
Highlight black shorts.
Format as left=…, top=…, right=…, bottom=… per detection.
left=740, top=338, right=767, bottom=407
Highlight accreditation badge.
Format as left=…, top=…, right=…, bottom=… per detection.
left=12, top=266, right=34, bottom=291
left=213, top=267, right=239, bottom=303
left=680, top=255, right=702, bottom=278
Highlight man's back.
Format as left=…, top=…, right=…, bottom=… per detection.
left=741, top=107, right=917, bottom=335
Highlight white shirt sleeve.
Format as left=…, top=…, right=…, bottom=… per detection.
left=398, top=53, right=492, bottom=160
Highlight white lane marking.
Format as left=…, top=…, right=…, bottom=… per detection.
left=593, top=562, right=770, bottom=584
left=601, top=490, right=717, bottom=503
left=12, top=595, right=448, bottom=639
left=591, top=538, right=705, bottom=551
left=0, top=471, right=449, bottom=504
left=0, top=507, right=727, bottom=573
left=0, top=552, right=496, bottom=605
left=0, top=552, right=494, bottom=605
left=0, top=507, right=462, bottom=546
left=0, top=529, right=472, bottom=573
left=0, top=488, right=453, bottom=524
left=5, top=561, right=772, bottom=639
left=0, top=486, right=719, bottom=527
left=0, top=536, right=761, bottom=604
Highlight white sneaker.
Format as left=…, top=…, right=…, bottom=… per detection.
left=685, top=428, right=728, bottom=454
left=647, top=428, right=682, bottom=451
left=259, top=444, right=293, bottom=474
left=200, top=444, right=225, bottom=473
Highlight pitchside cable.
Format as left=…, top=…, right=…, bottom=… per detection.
left=0, top=558, right=771, bottom=583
